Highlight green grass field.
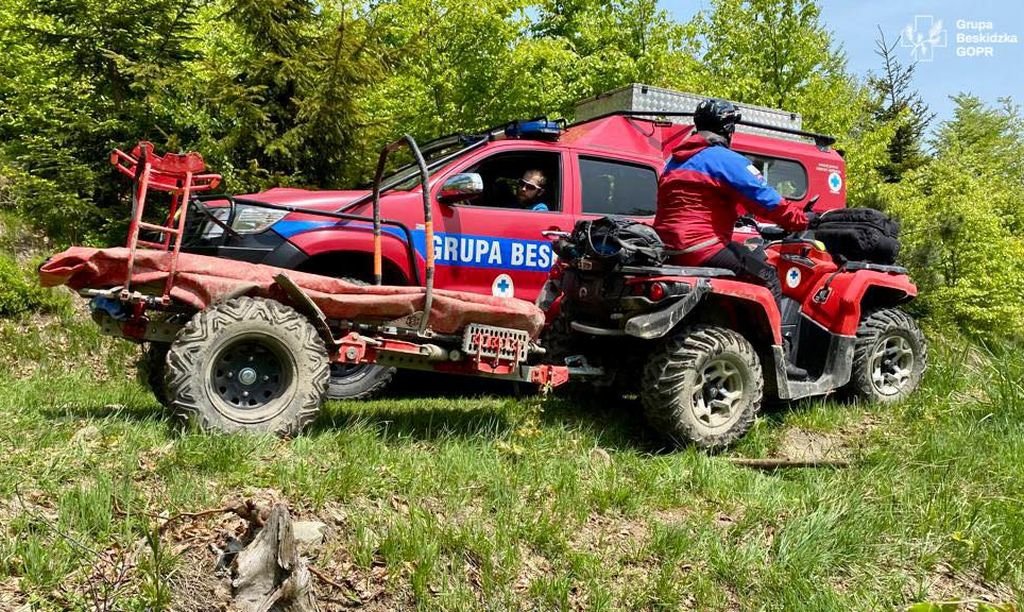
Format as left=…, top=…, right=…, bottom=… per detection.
left=0, top=298, right=1021, bottom=610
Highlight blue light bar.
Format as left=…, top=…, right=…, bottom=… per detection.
left=504, top=119, right=564, bottom=141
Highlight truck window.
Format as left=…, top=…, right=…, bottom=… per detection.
left=461, top=151, right=561, bottom=212
left=579, top=157, right=657, bottom=217
left=743, top=154, right=808, bottom=200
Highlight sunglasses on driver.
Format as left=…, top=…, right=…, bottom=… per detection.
left=518, top=178, right=543, bottom=191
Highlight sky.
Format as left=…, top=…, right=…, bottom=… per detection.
left=659, top=0, right=1024, bottom=126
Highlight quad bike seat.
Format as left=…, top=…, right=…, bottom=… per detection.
left=38, top=247, right=546, bottom=338
left=619, top=264, right=736, bottom=278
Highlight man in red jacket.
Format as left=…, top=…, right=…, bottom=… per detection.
left=655, top=98, right=811, bottom=376
left=655, top=98, right=809, bottom=305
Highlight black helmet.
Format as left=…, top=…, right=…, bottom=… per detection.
left=693, top=98, right=742, bottom=138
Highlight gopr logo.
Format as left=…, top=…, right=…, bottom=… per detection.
left=827, top=172, right=842, bottom=193
left=786, top=267, right=802, bottom=288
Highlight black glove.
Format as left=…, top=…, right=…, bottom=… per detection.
left=735, top=214, right=757, bottom=228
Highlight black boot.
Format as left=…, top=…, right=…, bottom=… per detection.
left=784, top=338, right=810, bottom=380
left=786, top=361, right=810, bottom=380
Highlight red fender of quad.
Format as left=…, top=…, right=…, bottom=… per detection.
left=803, top=270, right=918, bottom=336
left=705, top=278, right=783, bottom=344
left=289, top=227, right=419, bottom=281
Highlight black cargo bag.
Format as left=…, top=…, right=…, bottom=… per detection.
left=570, top=216, right=666, bottom=267
left=812, top=208, right=901, bottom=265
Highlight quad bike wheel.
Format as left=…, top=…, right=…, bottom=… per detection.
left=848, top=308, right=926, bottom=402
left=165, top=297, right=330, bottom=436
left=137, top=343, right=170, bottom=406
left=641, top=325, right=763, bottom=450
left=325, top=277, right=396, bottom=400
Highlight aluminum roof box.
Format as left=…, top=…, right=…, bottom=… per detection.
left=574, top=84, right=805, bottom=141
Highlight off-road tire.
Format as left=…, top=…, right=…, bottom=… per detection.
left=848, top=308, right=926, bottom=402
left=325, top=277, right=396, bottom=400
left=165, top=297, right=330, bottom=436
left=641, top=326, right=763, bottom=450
left=137, top=343, right=170, bottom=406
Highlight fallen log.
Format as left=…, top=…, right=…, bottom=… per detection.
left=725, top=457, right=851, bottom=469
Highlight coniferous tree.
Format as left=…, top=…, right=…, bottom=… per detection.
left=869, top=27, right=934, bottom=182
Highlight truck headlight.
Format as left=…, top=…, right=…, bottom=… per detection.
left=231, top=206, right=289, bottom=234
left=199, top=204, right=288, bottom=238
left=200, top=207, right=231, bottom=239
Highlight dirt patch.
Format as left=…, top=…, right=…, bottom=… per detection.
left=512, top=547, right=553, bottom=594
left=651, top=506, right=692, bottom=525
left=570, top=512, right=649, bottom=557
left=166, top=545, right=232, bottom=612
left=775, top=428, right=853, bottom=463
left=0, top=490, right=59, bottom=525
left=917, top=562, right=1016, bottom=607
left=156, top=491, right=409, bottom=611
left=0, top=577, right=27, bottom=610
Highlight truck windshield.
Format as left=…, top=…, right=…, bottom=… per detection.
left=338, top=133, right=487, bottom=213
left=381, top=133, right=488, bottom=191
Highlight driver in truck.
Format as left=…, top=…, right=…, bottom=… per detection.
left=515, top=169, right=549, bottom=211
left=654, top=98, right=812, bottom=378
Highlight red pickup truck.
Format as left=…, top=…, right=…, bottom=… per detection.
left=182, top=105, right=846, bottom=398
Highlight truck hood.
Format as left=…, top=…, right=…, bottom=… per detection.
left=241, top=187, right=371, bottom=211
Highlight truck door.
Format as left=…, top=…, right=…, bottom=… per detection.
left=431, top=150, right=568, bottom=301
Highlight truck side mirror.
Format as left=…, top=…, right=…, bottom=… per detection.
left=438, top=173, right=483, bottom=204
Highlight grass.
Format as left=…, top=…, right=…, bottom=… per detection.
left=0, top=298, right=1022, bottom=610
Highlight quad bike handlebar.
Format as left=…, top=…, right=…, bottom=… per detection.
left=735, top=193, right=826, bottom=243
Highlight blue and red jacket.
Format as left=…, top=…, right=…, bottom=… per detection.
left=654, top=132, right=808, bottom=264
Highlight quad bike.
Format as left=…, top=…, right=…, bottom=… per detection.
left=540, top=210, right=927, bottom=450
left=38, top=139, right=924, bottom=449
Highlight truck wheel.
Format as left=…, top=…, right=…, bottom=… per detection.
left=165, top=297, right=330, bottom=436
left=137, top=343, right=170, bottom=406
left=325, top=277, right=396, bottom=400
left=848, top=308, right=926, bottom=402
left=641, top=326, right=763, bottom=450
left=327, top=363, right=396, bottom=400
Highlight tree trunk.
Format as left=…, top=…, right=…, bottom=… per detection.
left=232, top=503, right=318, bottom=612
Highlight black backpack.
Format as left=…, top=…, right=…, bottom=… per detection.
left=568, top=216, right=666, bottom=267
left=811, top=208, right=901, bottom=265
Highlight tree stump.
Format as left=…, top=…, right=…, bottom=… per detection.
left=232, top=503, right=318, bottom=612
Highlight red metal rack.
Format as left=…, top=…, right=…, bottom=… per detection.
left=110, top=141, right=222, bottom=303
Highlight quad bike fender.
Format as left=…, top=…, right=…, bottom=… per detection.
left=289, top=227, right=417, bottom=281
left=702, top=278, right=784, bottom=345
left=804, top=270, right=917, bottom=336
left=624, top=278, right=711, bottom=339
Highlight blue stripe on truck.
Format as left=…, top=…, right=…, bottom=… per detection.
left=272, top=219, right=555, bottom=272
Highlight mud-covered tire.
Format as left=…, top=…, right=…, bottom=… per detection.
left=137, top=343, right=170, bottom=406
left=641, top=326, right=762, bottom=450
left=848, top=308, right=926, bottom=402
left=325, top=277, right=396, bottom=400
left=165, top=297, right=330, bottom=436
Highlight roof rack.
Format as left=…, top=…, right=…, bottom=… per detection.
left=567, top=110, right=837, bottom=149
